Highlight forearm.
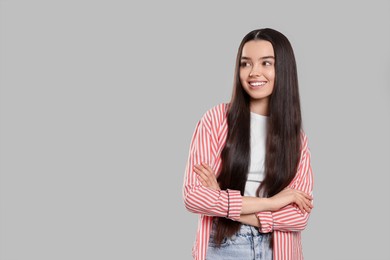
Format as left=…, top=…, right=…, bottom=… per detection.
left=185, top=189, right=272, bottom=221
left=241, top=196, right=270, bottom=214
left=256, top=204, right=311, bottom=233
left=184, top=186, right=242, bottom=221
left=238, top=213, right=261, bottom=227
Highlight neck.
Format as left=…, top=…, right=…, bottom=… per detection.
left=250, top=98, right=269, bottom=116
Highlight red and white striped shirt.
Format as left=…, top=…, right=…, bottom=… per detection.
left=183, top=103, right=314, bottom=260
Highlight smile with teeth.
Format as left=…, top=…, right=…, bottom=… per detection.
left=249, top=81, right=267, bottom=87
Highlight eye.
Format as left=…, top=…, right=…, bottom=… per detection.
left=240, top=61, right=251, bottom=67
left=263, top=60, right=273, bottom=66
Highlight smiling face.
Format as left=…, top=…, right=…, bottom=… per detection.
left=239, top=40, right=275, bottom=115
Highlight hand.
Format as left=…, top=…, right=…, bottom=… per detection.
left=193, top=163, right=221, bottom=191
left=268, top=188, right=313, bottom=214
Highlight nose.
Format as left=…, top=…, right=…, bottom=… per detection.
left=249, top=64, right=262, bottom=77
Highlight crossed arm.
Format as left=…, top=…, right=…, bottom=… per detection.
left=193, top=162, right=313, bottom=228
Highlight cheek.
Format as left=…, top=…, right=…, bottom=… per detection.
left=268, top=70, right=275, bottom=81
left=239, top=70, right=248, bottom=83
left=268, top=81, right=275, bottom=94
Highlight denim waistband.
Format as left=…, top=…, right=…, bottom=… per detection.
left=207, top=218, right=273, bottom=260
left=210, top=218, right=271, bottom=238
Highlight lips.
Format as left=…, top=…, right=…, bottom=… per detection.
left=249, top=81, right=267, bottom=88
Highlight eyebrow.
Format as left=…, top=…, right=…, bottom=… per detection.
left=241, top=56, right=275, bottom=60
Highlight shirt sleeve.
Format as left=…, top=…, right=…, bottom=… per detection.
left=256, top=132, right=314, bottom=233
left=182, top=113, right=242, bottom=221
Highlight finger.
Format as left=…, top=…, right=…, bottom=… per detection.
left=296, top=196, right=309, bottom=214
left=304, top=193, right=313, bottom=200
left=300, top=194, right=313, bottom=208
left=307, top=200, right=314, bottom=209
left=193, top=166, right=205, bottom=177
left=304, top=203, right=312, bottom=213
left=194, top=164, right=210, bottom=177
left=193, top=164, right=201, bottom=172
left=201, top=162, right=214, bottom=173
left=291, top=192, right=312, bottom=214
left=197, top=174, right=216, bottom=189
left=195, top=164, right=220, bottom=190
left=197, top=172, right=214, bottom=188
left=198, top=170, right=213, bottom=185
left=294, top=190, right=313, bottom=203
left=193, top=164, right=204, bottom=172
left=197, top=171, right=208, bottom=182
left=308, top=198, right=314, bottom=209
left=195, top=174, right=208, bottom=186
left=297, top=190, right=313, bottom=200
left=194, top=166, right=208, bottom=180
left=297, top=202, right=305, bottom=214
left=200, top=164, right=214, bottom=177
left=205, top=171, right=218, bottom=187
left=195, top=167, right=214, bottom=186
left=296, top=203, right=306, bottom=214
left=195, top=164, right=211, bottom=176
left=195, top=172, right=208, bottom=183
left=302, top=199, right=312, bottom=213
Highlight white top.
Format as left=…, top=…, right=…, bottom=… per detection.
left=244, top=112, right=268, bottom=197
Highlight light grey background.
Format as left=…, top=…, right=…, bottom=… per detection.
left=1, top=1, right=389, bottom=259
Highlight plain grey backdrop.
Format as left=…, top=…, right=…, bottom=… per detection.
left=1, top=1, right=389, bottom=259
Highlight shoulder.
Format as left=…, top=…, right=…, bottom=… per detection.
left=300, top=129, right=308, bottom=145
left=199, top=103, right=229, bottom=127
left=299, top=129, right=311, bottom=156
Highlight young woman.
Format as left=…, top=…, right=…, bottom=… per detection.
left=183, top=28, right=314, bottom=260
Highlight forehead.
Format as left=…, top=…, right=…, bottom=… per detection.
left=241, top=40, right=274, bottom=58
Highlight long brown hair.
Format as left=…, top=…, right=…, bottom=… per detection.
left=214, top=28, right=302, bottom=245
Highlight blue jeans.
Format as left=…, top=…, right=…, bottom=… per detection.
left=206, top=220, right=273, bottom=260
